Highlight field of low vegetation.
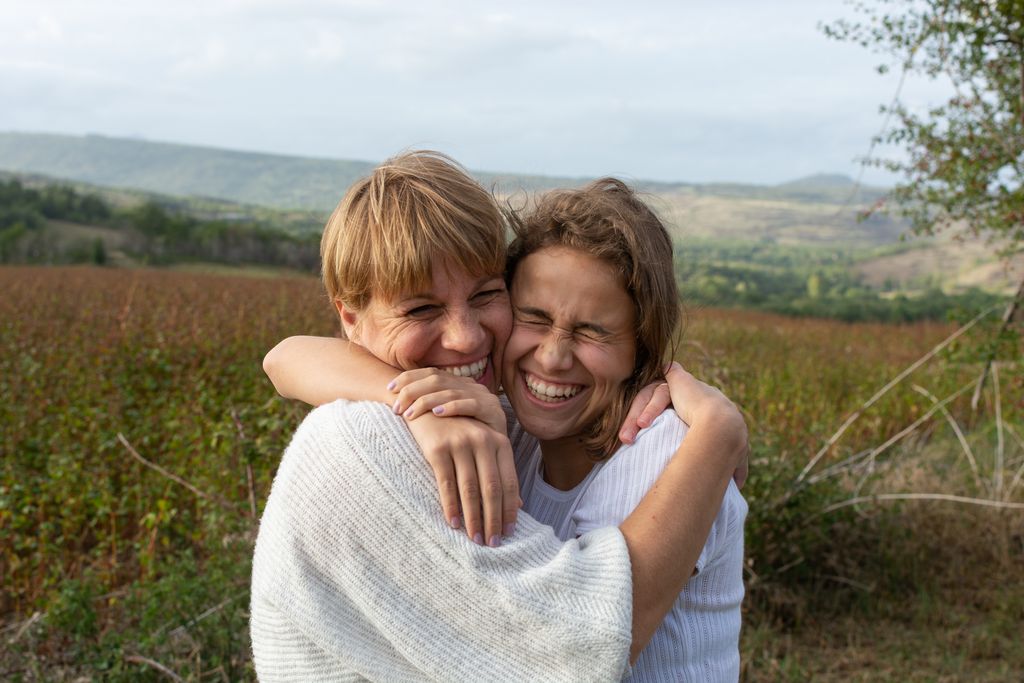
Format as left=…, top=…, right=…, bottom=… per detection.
left=2, top=265, right=1020, bottom=681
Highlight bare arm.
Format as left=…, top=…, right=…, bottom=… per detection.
left=620, top=362, right=748, bottom=662
left=264, top=335, right=396, bottom=406
left=264, top=335, right=518, bottom=546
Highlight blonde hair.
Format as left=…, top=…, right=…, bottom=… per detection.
left=507, top=178, right=681, bottom=460
left=321, top=151, right=506, bottom=315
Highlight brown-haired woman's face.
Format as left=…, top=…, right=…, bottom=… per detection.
left=502, top=246, right=636, bottom=445
left=342, top=256, right=512, bottom=394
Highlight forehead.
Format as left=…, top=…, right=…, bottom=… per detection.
left=512, top=246, right=634, bottom=326
left=384, top=256, right=501, bottom=304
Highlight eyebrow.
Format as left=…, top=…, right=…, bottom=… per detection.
left=403, top=274, right=503, bottom=301
left=515, top=305, right=613, bottom=337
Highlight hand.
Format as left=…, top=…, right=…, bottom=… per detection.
left=402, top=407, right=520, bottom=548
left=618, top=380, right=673, bottom=445
left=664, top=362, right=749, bottom=488
left=389, top=368, right=508, bottom=435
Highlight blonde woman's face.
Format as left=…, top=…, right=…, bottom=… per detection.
left=343, top=257, right=512, bottom=394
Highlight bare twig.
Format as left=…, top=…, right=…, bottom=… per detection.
left=820, top=493, right=1024, bottom=515
left=124, top=654, right=185, bottom=682
left=1005, top=423, right=1024, bottom=498
left=796, top=305, right=998, bottom=485
left=971, top=275, right=1024, bottom=410
left=822, top=574, right=875, bottom=592
left=231, top=409, right=258, bottom=521
left=911, top=384, right=983, bottom=492
left=152, top=591, right=248, bottom=639
left=798, top=379, right=976, bottom=502
left=993, top=363, right=1004, bottom=499
left=5, top=612, right=41, bottom=644
left=118, top=433, right=235, bottom=511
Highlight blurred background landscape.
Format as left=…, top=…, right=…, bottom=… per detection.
left=2, top=0, right=1022, bottom=681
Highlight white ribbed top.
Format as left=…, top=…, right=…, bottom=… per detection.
left=516, top=411, right=747, bottom=682
left=250, top=400, right=634, bottom=682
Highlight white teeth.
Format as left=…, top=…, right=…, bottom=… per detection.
left=525, top=374, right=581, bottom=403
left=441, top=358, right=487, bottom=380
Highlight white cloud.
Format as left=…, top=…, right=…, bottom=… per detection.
left=0, top=0, right=937, bottom=184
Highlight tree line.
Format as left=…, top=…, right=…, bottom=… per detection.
left=0, top=179, right=319, bottom=271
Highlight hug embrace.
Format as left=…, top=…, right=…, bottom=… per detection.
left=250, top=151, right=749, bottom=681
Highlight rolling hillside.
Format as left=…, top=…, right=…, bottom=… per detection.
left=1, top=131, right=1019, bottom=297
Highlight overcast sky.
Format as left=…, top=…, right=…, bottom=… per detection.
left=1, top=0, right=950, bottom=185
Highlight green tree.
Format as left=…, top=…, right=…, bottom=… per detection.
left=824, top=0, right=1024, bottom=255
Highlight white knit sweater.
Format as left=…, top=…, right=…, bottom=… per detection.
left=251, top=400, right=634, bottom=682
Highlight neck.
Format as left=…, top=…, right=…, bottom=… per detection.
left=538, top=436, right=596, bottom=490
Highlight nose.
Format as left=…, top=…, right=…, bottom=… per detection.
left=441, top=307, right=486, bottom=353
left=536, top=330, right=573, bottom=373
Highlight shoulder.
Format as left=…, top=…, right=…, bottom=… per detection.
left=597, top=409, right=687, bottom=480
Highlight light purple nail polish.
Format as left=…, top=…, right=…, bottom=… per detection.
left=488, top=535, right=501, bottom=548
left=503, top=523, right=515, bottom=537
left=473, top=532, right=483, bottom=545
left=432, top=405, right=444, bottom=415
left=386, top=379, right=397, bottom=391
left=404, top=407, right=414, bottom=418
left=450, top=516, right=461, bottom=529
left=392, top=399, right=401, bottom=414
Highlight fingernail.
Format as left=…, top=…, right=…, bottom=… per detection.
left=450, top=515, right=461, bottom=529
left=392, top=399, right=401, bottom=414
left=488, top=535, right=501, bottom=548
left=432, top=405, right=444, bottom=415
left=503, top=523, right=515, bottom=537
left=473, top=532, right=483, bottom=546
left=622, top=427, right=637, bottom=442
left=403, top=407, right=414, bottom=418
left=386, top=379, right=397, bottom=391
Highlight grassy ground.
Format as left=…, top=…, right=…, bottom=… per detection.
left=1, top=266, right=1020, bottom=681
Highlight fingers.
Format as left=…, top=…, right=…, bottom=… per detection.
left=619, top=382, right=654, bottom=444
left=445, top=432, right=512, bottom=547
left=389, top=368, right=480, bottom=402
left=425, top=448, right=463, bottom=532
left=620, top=378, right=674, bottom=444
left=390, top=373, right=488, bottom=414
left=636, top=382, right=671, bottom=429
left=471, top=443, right=505, bottom=548
left=450, top=447, right=484, bottom=545
left=496, top=440, right=520, bottom=537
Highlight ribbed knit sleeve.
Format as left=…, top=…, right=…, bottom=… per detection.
left=251, top=400, right=633, bottom=682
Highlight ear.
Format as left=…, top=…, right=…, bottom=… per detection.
left=335, top=299, right=361, bottom=342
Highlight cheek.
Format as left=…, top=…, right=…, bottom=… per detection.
left=483, top=303, right=513, bottom=348
left=386, top=325, right=439, bottom=369
left=586, top=345, right=636, bottom=387
left=504, top=326, right=538, bottom=365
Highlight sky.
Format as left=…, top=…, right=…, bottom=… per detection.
left=0, top=0, right=952, bottom=186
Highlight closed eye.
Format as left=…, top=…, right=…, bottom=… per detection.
left=472, top=288, right=506, bottom=304
left=574, top=326, right=608, bottom=341
left=405, top=303, right=441, bottom=318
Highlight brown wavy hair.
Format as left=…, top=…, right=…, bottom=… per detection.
left=506, top=178, right=681, bottom=460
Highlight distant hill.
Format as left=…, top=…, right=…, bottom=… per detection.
left=0, top=132, right=602, bottom=212
left=0, top=131, right=889, bottom=212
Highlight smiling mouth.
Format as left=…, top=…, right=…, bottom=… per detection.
left=524, top=372, right=582, bottom=403
left=440, top=357, right=488, bottom=381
